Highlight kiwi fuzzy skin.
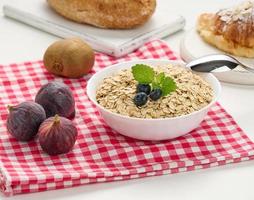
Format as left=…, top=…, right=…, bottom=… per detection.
left=43, top=38, right=95, bottom=78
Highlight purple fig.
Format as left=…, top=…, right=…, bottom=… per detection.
left=35, top=81, right=75, bottom=119
left=7, top=101, right=46, bottom=141
left=38, top=115, right=78, bottom=155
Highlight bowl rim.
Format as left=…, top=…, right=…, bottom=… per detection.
left=87, top=59, right=221, bottom=121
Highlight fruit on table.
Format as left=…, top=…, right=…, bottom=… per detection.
left=43, top=38, right=95, bottom=78
left=134, top=92, right=148, bottom=107
left=149, top=88, right=162, bottom=101
left=7, top=101, right=46, bottom=141
left=35, top=81, right=75, bottom=119
left=136, top=83, right=151, bottom=95
left=38, top=115, right=78, bottom=155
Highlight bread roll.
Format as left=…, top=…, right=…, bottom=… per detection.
left=47, top=0, right=156, bottom=29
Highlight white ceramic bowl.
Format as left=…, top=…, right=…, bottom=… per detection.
left=87, top=59, right=221, bottom=141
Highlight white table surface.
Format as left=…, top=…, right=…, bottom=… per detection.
left=0, top=0, right=254, bottom=199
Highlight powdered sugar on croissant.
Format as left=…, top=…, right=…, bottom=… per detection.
left=197, top=1, right=254, bottom=57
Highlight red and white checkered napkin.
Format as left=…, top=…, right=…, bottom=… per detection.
left=0, top=40, right=254, bottom=196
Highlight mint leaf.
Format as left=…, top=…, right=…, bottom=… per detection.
left=131, top=64, right=177, bottom=97
left=156, top=72, right=165, bottom=83
left=161, top=77, right=177, bottom=96
left=132, top=64, right=155, bottom=84
left=152, top=72, right=165, bottom=89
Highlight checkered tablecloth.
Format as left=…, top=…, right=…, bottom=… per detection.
left=0, top=40, right=254, bottom=196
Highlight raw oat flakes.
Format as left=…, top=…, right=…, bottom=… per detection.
left=96, top=64, right=213, bottom=119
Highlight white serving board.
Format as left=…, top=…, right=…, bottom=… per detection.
left=180, top=28, right=254, bottom=85
left=2, top=0, right=185, bottom=57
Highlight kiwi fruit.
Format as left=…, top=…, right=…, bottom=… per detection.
left=43, top=38, right=95, bottom=78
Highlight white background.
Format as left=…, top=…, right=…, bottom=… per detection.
left=0, top=0, right=254, bottom=199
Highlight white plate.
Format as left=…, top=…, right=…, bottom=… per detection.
left=180, top=28, right=254, bottom=85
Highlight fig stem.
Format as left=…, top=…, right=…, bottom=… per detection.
left=54, top=114, right=61, bottom=124
left=7, top=105, right=13, bottom=112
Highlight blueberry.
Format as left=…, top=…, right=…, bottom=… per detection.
left=149, top=89, right=162, bottom=101
left=136, top=84, right=151, bottom=95
left=134, top=92, right=148, bottom=106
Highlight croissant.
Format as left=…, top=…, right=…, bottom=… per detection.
left=197, top=1, right=254, bottom=58
left=47, top=0, right=156, bottom=29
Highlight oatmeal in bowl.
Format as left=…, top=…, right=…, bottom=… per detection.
left=87, top=59, right=221, bottom=141
left=96, top=64, right=213, bottom=119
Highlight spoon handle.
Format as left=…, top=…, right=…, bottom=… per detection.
left=231, top=58, right=254, bottom=73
